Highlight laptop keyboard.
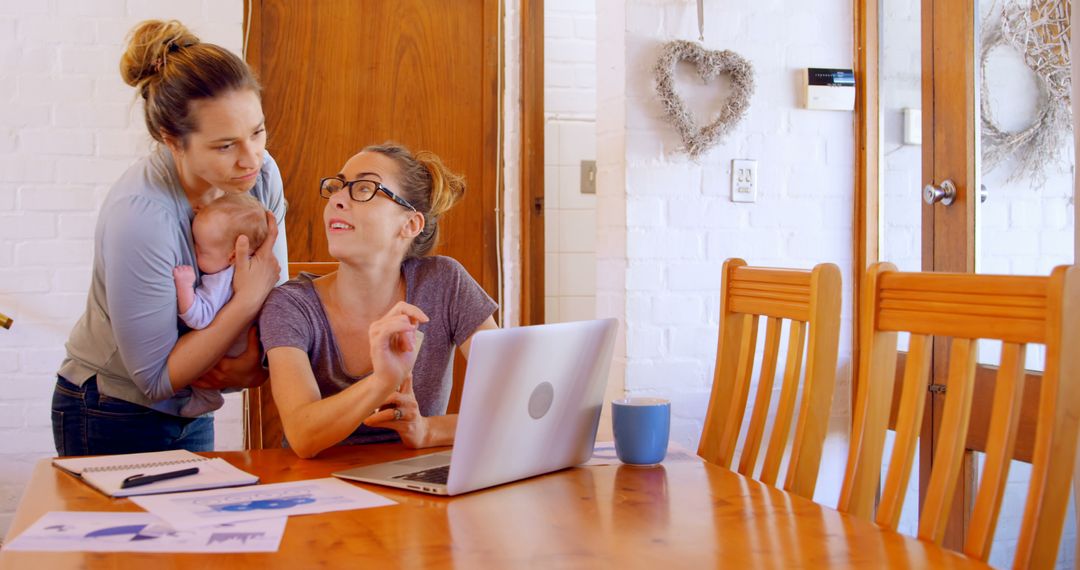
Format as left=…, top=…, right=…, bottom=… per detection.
left=392, top=465, right=450, bottom=485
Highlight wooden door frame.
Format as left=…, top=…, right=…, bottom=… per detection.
left=852, top=0, right=880, bottom=409
left=521, top=0, right=545, bottom=326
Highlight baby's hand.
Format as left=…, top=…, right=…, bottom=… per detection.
left=173, top=265, right=196, bottom=290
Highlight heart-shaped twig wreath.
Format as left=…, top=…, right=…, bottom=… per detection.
left=653, top=40, right=755, bottom=158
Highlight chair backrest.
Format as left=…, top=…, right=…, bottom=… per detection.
left=244, top=261, right=339, bottom=450
left=697, top=258, right=842, bottom=499
left=837, top=263, right=1080, bottom=568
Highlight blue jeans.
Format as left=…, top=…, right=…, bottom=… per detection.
left=51, top=376, right=214, bottom=456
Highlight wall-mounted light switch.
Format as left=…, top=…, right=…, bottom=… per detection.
left=731, top=159, right=757, bottom=203
left=903, top=108, right=922, bottom=145
left=580, top=160, right=596, bottom=194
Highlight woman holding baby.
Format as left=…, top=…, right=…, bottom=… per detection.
left=51, top=20, right=287, bottom=456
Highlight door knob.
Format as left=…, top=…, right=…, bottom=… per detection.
left=923, top=180, right=956, bottom=206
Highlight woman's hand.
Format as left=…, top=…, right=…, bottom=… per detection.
left=191, top=326, right=268, bottom=390
left=363, top=376, right=431, bottom=448
left=368, top=302, right=429, bottom=392
left=231, top=210, right=280, bottom=307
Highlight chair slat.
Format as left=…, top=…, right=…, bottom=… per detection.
left=875, top=333, right=932, bottom=530
left=699, top=312, right=751, bottom=463
left=880, top=272, right=1048, bottom=299
left=964, top=342, right=1026, bottom=560
left=717, top=313, right=760, bottom=467
left=738, top=317, right=783, bottom=477
left=730, top=266, right=813, bottom=287
left=730, top=288, right=811, bottom=305
left=838, top=262, right=899, bottom=520
left=880, top=289, right=1046, bottom=309
left=728, top=297, right=809, bottom=322
left=878, top=298, right=1045, bottom=321
left=699, top=259, right=749, bottom=465
left=784, top=263, right=842, bottom=497
left=760, top=320, right=806, bottom=485
left=918, top=338, right=978, bottom=544
left=729, top=281, right=811, bottom=297
left=878, top=310, right=1045, bottom=345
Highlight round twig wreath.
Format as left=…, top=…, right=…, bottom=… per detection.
left=980, top=1, right=1071, bottom=184
left=653, top=40, right=755, bottom=158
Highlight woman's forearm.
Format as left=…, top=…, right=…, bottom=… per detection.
left=282, top=373, right=398, bottom=458
left=166, top=295, right=261, bottom=390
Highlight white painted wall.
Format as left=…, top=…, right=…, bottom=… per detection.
left=596, top=0, right=856, bottom=507
left=502, top=0, right=522, bottom=329
left=545, top=0, right=598, bottom=325
left=0, top=0, right=247, bottom=537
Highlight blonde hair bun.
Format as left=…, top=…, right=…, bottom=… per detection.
left=120, top=20, right=200, bottom=91
left=416, top=151, right=466, bottom=219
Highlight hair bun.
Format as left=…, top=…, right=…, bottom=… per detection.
left=416, top=151, right=466, bottom=219
left=119, top=20, right=201, bottom=90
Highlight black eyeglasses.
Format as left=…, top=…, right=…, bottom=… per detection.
left=319, top=176, right=416, bottom=211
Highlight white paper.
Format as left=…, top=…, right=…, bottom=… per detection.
left=4, top=511, right=286, bottom=553
left=131, top=477, right=396, bottom=530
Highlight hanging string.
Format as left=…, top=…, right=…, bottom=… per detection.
left=697, top=0, right=705, bottom=41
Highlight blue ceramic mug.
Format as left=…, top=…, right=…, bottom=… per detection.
left=612, top=398, right=670, bottom=465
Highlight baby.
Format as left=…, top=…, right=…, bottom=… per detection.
left=173, top=193, right=269, bottom=418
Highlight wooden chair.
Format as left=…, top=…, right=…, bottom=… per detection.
left=697, top=258, right=842, bottom=499
left=837, top=263, right=1080, bottom=568
left=244, top=261, right=339, bottom=450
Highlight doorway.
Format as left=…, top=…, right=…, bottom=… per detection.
left=542, top=1, right=598, bottom=325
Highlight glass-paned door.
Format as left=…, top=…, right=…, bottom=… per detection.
left=878, top=0, right=1076, bottom=565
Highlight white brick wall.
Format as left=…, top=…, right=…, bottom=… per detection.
left=598, top=0, right=856, bottom=508
left=0, top=0, right=245, bottom=538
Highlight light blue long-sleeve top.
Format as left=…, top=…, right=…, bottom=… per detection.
left=58, top=146, right=289, bottom=416
left=179, top=265, right=235, bottom=331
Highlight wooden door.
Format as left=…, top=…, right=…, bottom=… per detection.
left=243, top=0, right=500, bottom=446
left=248, top=0, right=500, bottom=286
left=921, top=0, right=979, bottom=550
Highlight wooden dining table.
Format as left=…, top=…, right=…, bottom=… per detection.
left=0, top=443, right=989, bottom=569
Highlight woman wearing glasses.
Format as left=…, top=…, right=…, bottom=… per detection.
left=51, top=20, right=286, bottom=456
left=260, top=143, right=498, bottom=458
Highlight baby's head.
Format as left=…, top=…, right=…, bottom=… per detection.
left=191, top=193, right=269, bottom=274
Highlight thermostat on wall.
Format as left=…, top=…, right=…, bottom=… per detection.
left=802, top=68, right=855, bottom=111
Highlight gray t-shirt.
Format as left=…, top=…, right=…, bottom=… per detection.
left=258, top=256, right=498, bottom=446
left=58, top=147, right=290, bottom=416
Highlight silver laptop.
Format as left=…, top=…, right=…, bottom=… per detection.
left=333, top=318, right=618, bottom=496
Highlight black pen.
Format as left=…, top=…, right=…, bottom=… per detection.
left=121, top=467, right=200, bottom=489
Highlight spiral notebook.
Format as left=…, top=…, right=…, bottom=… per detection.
left=53, top=449, right=259, bottom=498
